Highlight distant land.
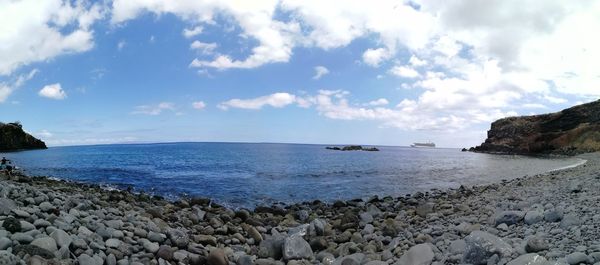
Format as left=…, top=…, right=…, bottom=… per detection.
left=326, top=145, right=380, bottom=151
left=471, top=99, right=600, bottom=155
left=0, top=122, right=47, bottom=151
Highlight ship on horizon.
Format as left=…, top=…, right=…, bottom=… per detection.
left=410, top=142, right=436, bottom=148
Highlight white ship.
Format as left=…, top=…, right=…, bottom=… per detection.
left=410, top=142, right=436, bottom=148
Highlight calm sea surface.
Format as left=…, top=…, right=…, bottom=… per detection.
left=1, top=143, right=585, bottom=208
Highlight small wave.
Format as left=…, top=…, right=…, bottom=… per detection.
left=548, top=159, right=587, bottom=172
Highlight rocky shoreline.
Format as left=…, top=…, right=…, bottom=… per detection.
left=1, top=153, right=599, bottom=265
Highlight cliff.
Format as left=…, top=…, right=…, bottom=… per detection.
left=473, top=100, right=600, bottom=155
left=0, top=122, right=47, bottom=151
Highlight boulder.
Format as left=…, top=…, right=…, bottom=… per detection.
left=167, top=228, right=189, bottom=248
left=494, top=211, right=525, bottom=226
left=560, top=214, right=581, bottom=229
left=544, top=208, right=564, bottom=222
left=258, top=236, right=285, bottom=259
left=207, top=249, right=228, bottom=265
left=416, top=203, right=435, bottom=218
left=525, top=237, right=549, bottom=253
left=507, top=254, right=547, bottom=265
left=30, top=237, right=58, bottom=252
left=283, top=235, right=313, bottom=260
left=396, top=244, right=434, bottom=265
left=78, top=254, right=103, bottom=265
left=524, top=211, right=543, bottom=225
left=50, top=229, right=72, bottom=248
left=565, top=252, right=590, bottom=265
left=463, top=231, right=513, bottom=265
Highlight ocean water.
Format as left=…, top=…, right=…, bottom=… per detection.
left=1, top=142, right=585, bottom=208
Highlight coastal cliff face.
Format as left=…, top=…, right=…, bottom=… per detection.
left=473, top=100, right=600, bottom=155
left=0, top=122, right=47, bottom=151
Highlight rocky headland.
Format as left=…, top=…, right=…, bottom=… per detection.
left=0, top=122, right=47, bottom=151
left=472, top=100, right=600, bottom=155
left=0, top=153, right=599, bottom=264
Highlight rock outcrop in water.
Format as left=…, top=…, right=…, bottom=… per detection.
left=326, top=145, right=380, bottom=151
left=0, top=122, right=47, bottom=151
left=473, top=100, right=600, bottom=155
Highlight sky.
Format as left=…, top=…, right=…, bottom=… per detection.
left=1, top=0, right=599, bottom=148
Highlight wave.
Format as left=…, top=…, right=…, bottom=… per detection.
left=548, top=158, right=587, bottom=172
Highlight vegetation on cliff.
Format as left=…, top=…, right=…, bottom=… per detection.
left=0, top=122, right=47, bottom=151
left=473, top=100, right=600, bottom=155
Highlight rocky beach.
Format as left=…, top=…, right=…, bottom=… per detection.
left=0, top=153, right=596, bottom=265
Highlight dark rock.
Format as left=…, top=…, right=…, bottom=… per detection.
left=13, top=245, right=55, bottom=259
left=157, top=245, right=174, bottom=261
left=2, top=216, right=21, bottom=233
left=207, top=249, right=228, bottom=265
left=235, top=209, right=251, bottom=221
left=340, top=211, right=359, bottom=230
left=255, top=206, right=286, bottom=216
left=309, top=237, right=328, bottom=251
left=258, top=237, right=285, bottom=259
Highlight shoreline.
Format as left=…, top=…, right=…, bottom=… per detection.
left=0, top=153, right=597, bottom=264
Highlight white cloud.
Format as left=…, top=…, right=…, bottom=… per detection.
left=190, top=41, right=217, bottom=54
left=367, top=98, right=389, bottom=106
left=218, top=89, right=518, bottom=131
left=183, top=26, right=203, bottom=38
left=0, top=69, right=39, bottom=103
left=409, top=55, right=427, bottom=67
left=312, top=66, right=329, bottom=80
left=117, top=40, right=126, bottom=51
left=522, top=103, right=548, bottom=109
left=109, top=0, right=600, bottom=105
left=36, top=130, right=53, bottom=138
left=132, top=102, right=175, bottom=115
left=218, top=92, right=296, bottom=110
left=192, top=101, right=206, bottom=109
left=104, top=0, right=600, bottom=135
left=389, top=65, right=420, bottom=78
left=362, top=48, right=391, bottom=67
left=112, top=0, right=434, bottom=70
left=38, top=83, right=67, bottom=100
left=0, top=0, right=103, bottom=76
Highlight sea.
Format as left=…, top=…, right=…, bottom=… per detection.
left=1, top=142, right=585, bottom=209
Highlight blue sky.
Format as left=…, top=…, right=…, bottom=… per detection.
left=1, top=1, right=599, bottom=147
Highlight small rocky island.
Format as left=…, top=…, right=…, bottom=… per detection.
left=469, top=100, right=600, bottom=155
left=0, top=122, right=47, bottom=151
left=326, top=145, right=380, bottom=152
